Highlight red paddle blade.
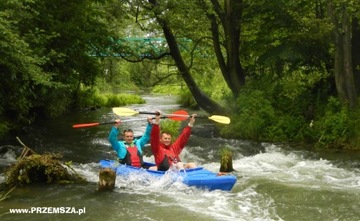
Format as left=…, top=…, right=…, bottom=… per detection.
left=166, top=110, right=189, bottom=121
left=72, top=122, right=100, bottom=128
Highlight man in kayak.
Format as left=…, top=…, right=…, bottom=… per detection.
left=108, top=117, right=153, bottom=168
left=150, top=112, right=197, bottom=171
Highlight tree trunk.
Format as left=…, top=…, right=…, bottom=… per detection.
left=329, top=3, right=357, bottom=109
left=98, top=168, right=116, bottom=192
left=149, top=0, right=227, bottom=114
left=352, top=18, right=360, bottom=95
left=202, top=0, right=245, bottom=97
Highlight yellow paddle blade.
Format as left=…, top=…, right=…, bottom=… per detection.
left=208, top=115, right=231, bottom=124
left=112, top=107, right=140, bottom=116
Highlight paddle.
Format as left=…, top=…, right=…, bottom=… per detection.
left=112, top=108, right=187, bottom=119
left=72, top=116, right=173, bottom=129
left=165, top=112, right=231, bottom=124
left=112, top=107, right=231, bottom=124
left=72, top=118, right=149, bottom=129
left=112, top=107, right=162, bottom=116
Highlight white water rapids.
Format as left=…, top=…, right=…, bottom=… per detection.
left=1, top=95, right=359, bottom=221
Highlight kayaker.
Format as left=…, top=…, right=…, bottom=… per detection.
left=150, top=112, right=197, bottom=171
left=108, top=117, right=153, bottom=168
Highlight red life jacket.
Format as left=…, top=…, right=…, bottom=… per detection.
left=119, top=143, right=143, bottom=168
left=127, top=146, right=142, bottom=167
left=163, top=148, right=180, bottom=164
left=157, top=148, right=181, bottom=171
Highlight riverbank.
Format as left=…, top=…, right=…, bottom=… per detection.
left=1, top=95, right=360, bottom=221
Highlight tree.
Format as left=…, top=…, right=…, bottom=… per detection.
left=352, top=18, right=360, bottom=94
left=147, top=0, right=226, bottom=114
left=15, top=0, right=113, bottom=112
left=0, top=1, right=46, bottom=134
left=197, top=0, right=245, bottom=97
left=328, top=0, right=358, bottom=109
left=0, top=0, right=115, bottom=137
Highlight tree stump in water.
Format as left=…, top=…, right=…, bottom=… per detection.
left=219, top=147, right=234, bottom=173
left=98, top=168, right=116, bottom=192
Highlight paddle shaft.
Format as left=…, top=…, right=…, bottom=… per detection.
left=72, top=116, right=169, bottom=128
left=137, top=111, right=161, bottom=115
left=112, top=107, right=230, bottom=124
left=73, top=118, right=149, bottom=129
left=166, top=113, right=202, bottom=118
left=72, top=122, right=113, bottom=128
left=167, top=114, right=230, bottom=124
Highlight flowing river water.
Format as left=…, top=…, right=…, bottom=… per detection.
left=0, top=95, right=360, bottom=221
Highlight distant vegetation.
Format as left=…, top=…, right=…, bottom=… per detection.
left=74, top=87, right=145, bottom=110
left=1, top=0, right=360, bottom=150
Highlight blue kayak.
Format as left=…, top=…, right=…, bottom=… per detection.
left=99, top=160, right=237, bottom=191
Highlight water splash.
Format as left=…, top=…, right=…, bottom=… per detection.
left=233, top=144, right=360, bottom=191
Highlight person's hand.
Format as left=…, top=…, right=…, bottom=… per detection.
left=188, top=114, right=196, bottom=127
left=147, top=116, right=153, bottom=124
left=154, top=111, right=162, bottom=124
left=114, top=119, right=121, bottom=128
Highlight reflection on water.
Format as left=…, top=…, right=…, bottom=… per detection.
left=1, top=95, right=360, bottom=221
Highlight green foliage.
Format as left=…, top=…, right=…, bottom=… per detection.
left=312, top=97, right=355, bottom=149
left=220, top=88, right=312, bottom=142
left=178, top=89, right=199, bottom=109
left=105, top=93, right=145, bottom=107
left=100, top=59, right=140, bottom=92
left=242, top=0, right=332, bottom=77
left=349, top=112, right=360, bottom=150
left=0, top=2, right=46, bottom=128
left=264, top=114, right=302, bottom=141
left=41, top=88, right=73, bottom=118
left=221, top=90, right=276, bottom=140
left=0, top=0, right=359, bottom=152
left=219, top=145, right=234, bottom=172
left=219, top=146, right=232, bottom=164
left=152, top=85, right=182, bottom=95
left=74, top=87, right=145, bottom=108
left=0, top=0, right=115, bottom=137
left=204, top=73, right=232, bottom=104
left=221, top=87, right=360, bottom=149
left=0, top=123, right=9, bottom=139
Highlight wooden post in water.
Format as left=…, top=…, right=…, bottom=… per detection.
left=219, top=147, right=234, bottom=173
left=98, top=168, right=116, bottom=192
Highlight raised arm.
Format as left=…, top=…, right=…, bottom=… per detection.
left=150, top=114, right=161, bottom=156
left=171, top=114, right=196, bottom=155
left=136, top=117, right=153, bottom=152
left=108, top=120, right=126, bottom=159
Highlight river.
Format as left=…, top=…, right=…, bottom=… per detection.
left=0, top=95, right=360, bottom=221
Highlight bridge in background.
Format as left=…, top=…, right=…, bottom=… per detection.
left=91, top=37, right=192, bottom=58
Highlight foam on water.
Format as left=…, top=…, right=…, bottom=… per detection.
left=3, top=95, right=359, bottom=220
left=67, top=141, right=360, bottom=220
left=0, top=148, right=17, bottom=166
left=69, top=161, right=278, bottom=220
left=232, top=143, right=360, bottom=192
left=3, top=136, right=358, bottom=221
left=72, top=162, right=101, bottom=183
